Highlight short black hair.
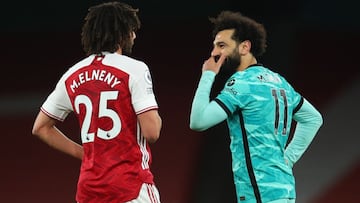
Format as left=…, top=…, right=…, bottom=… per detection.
left=210, top=11, right=267, bottom=57
left=81, top=1, right=141, bottom=55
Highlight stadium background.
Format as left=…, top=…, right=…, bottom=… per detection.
left=1, top=0, right=359, bottom=202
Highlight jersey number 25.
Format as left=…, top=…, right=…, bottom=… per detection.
left=75, top=91, right=121, bottom=143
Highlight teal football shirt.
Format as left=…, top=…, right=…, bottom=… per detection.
left=214, top=65, right=303, bottom=203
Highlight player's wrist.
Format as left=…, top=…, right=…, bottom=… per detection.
left=202, top=70, right=217, bottom=77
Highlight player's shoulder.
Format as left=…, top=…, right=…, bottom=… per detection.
left=248, top=65, right=289, bottom=84
left=115, top=54, right=146, bottom=65
left=74, top=55, right=95, bottom=68
left=229, top=65, right=285, bottom=88
left=58, top=55, right=95, bottom=80
left=104, top=53, right=148, bottom=70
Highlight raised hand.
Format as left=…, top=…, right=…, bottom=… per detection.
left=202, top=54, right=227, bottom=74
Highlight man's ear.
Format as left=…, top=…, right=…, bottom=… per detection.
left=239, top=40, right=251, bottom=55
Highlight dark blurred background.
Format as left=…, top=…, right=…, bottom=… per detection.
left=1, top=0, right=359, bottom=202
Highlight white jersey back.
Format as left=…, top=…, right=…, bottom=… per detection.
left=41, top=52, right=158, bottom=202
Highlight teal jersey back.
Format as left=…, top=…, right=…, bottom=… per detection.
left=214, top=65, right=303, bottom=203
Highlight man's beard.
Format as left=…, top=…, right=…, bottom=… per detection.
left=210, top=51, right=241, bottom=98
left=122, top=39, right=135, bottom=55
left=122, top=43, right=133, bottom=55
left=220, top=50, right=241, bottom=75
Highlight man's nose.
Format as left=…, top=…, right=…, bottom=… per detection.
left=211, top=47, right=220, bottom=57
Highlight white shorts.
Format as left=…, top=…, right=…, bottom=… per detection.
left=126, top=183, right=161, bottom=203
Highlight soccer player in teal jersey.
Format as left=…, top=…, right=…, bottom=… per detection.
left=190, top=11, right=323, bottom=203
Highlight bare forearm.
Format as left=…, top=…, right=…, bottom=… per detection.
left=138, top=110, right=162, bottom=143
left=36, top=126, right=83, bottom=160
left=32, top=111, right=83, bottom=160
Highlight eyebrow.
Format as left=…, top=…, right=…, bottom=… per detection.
left=214, top=41, right=227, bottom=47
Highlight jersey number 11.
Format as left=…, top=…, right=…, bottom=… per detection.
left=271, top=89, right=288, bottom=135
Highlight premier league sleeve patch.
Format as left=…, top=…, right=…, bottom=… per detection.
left=144, top=70, right=153, bottom=85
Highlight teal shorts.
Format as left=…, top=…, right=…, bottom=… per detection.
left=267, top=199, right=295, bottom=203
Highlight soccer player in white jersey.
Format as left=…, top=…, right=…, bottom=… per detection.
left=190, top=11, right=323, bottom=203
left=32, top=2, right=162, bottom=203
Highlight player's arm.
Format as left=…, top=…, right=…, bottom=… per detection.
left=190, top=71, right=227, bottom=131
left=32, top=111, right=83, bottom=160
left=138, top=109, right=162, bottom=143
left=190, top=55, right=228, bottom=131
left=284, top=98, right=323, bottom=167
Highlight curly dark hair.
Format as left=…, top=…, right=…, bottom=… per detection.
left=210, top=11, right=267, bottom=57
left=81, top=1, right=141, bottom=56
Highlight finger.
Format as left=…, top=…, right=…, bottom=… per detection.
left=208, top=56, right=216, bottom=63
left=216, top=54, right=227, bottom=66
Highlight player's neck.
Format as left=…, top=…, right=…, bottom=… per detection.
left=116, top=48, right=123, bottom=55
left=238, top=56, right=257, bottom=71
